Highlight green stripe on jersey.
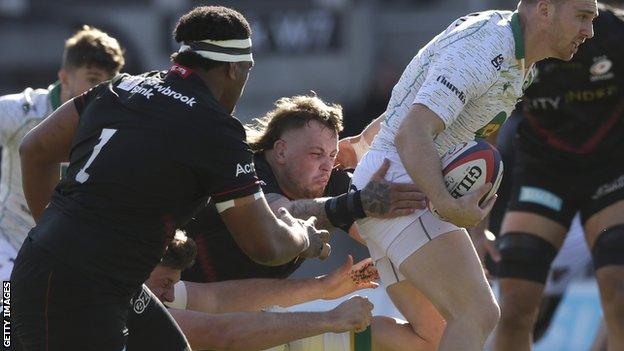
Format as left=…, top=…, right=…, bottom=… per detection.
left=354, top=326, right=372, bottom=351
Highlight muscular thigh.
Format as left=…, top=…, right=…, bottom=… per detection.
left=397, top=229, right=494, bottom=317
left=505, top=151, right=581, bottom=233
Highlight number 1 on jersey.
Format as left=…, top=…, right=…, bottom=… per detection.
left=76, top=128, right=117, bottom=184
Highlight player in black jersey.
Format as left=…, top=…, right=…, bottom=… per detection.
left=11, top=6, right=329, bottom=351
left=181, top=94, right=426, bottom=284
left=131, top=230, right=376, bottom=350
left=492, top=3, right=624, bottom=350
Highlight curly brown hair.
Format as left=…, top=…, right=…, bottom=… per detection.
left=246, top=93, right=344, bottom=152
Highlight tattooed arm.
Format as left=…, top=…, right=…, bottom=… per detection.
left=266, top=159, right=427, bottom=231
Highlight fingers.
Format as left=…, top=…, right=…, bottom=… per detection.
left=390, top=200, right=426, bottom=209
left=319, top=243, right=331, bottom=260
left=480, top=193, right=498, bottom=214
left=352, top=257, right=373, bottom=270
left=304, top=216, right=318, bottom=227
left=476, top=182, right=493, bottom=200
left=277, top=207, right=295, bottom=224
left=388, top=190, right=427, bottom=202
left=371, top=158, right=391, bottom=180
left=388, top=182, right=424, bottom=194
left=318, top=229, right=330, bottom=243
left=349, top=260, right=379, bottom=285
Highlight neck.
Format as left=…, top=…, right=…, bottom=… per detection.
left=193, top=68, right=229, bottom=111
left=60, top=88, right=72, bottom=104
left=518, top=9, right=550, bottom=68
left=263, top=150, right=299, bottom=199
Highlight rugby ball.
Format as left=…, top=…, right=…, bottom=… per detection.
left=428, top=140, right=503, bottom=219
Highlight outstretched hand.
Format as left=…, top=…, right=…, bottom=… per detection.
left=319, top=255, right=379, bottom=300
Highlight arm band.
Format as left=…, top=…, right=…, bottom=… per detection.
left=324, top=190, right=367, bottom=231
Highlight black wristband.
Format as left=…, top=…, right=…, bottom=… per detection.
left=324, top=190, right=367, bottom=230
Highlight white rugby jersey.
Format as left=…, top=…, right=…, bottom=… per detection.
left=372, top=11, right=535, bottom=156
left=0, top=83, right=60, bottom=251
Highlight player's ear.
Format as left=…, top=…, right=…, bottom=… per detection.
left=273, top=139, right=288, bottom=164
left=58, top=68, right=70, bottom=89
left=536, top=0, right=554, bottom=21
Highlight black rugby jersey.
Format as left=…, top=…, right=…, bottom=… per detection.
left=181, top=153, right=352, bottom=283
left=29, top=65, right=260, bottom=291
left=518, top=4, right=624, bottom=166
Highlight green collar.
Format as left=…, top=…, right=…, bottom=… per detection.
left=511, top=11, right=525, bottom=60
left=48, top=81, right=62, bottom=110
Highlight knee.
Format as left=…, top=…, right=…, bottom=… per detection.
left=479, top=298, right=501, bottom=332
left=447, top=296, right=500, bottom=333
left=498, top=292, right=540, bottom=330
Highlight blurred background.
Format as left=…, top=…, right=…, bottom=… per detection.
left=1, top=1, right=603, bottom=349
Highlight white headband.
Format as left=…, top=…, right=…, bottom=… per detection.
left=179, top=38, right=253, bottom=63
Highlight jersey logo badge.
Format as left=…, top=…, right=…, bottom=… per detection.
left=474, top=111, right=506, bottom=139
left=590, top=56, right=614, bottom=82
left=131, top=288, right=151, bottom=314
left=235, top=162, right=256, bottom=177
left=491, top=54, right=504, bottom=71
left=170, top=64, right=193, bottom=78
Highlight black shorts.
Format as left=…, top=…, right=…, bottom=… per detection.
left=11, top=237, right=132, bottom=351
left=126, top=285, right=190, bottom=351
left=507, top=148, right=624, bottom=227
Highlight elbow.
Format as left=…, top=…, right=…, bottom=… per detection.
left=245, top=242, right=290, bottom=266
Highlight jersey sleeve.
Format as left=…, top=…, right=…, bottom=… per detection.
left=182, top=115, right=261, bottom=204
left=413, top=30, right=501, bottom=128
left=0, top=91, right=31, bottom=145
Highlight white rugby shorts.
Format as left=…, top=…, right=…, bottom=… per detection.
left=353, top=150, right=464, bottom=287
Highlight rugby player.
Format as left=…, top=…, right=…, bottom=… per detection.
left=346, top=1, right=598, bottom=350
left=182, top=94, right=426, bottom=283
left=133, top=230, right=376, bottom=350
left=11, top=6, right=329, bottom=350
left=492, top=2, right=624, bottom=350
left=0, top=25, right=124, bottom=280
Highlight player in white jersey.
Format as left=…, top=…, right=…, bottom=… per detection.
left=349, top=1, right=598, bottom=350
left=0, top=26, right=124, bottom=280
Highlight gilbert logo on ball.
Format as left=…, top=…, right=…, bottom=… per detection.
left=428, top=140, right=504, bottom=219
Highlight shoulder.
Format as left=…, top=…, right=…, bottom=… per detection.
left=253, top=152, right=284, bottom=195
left=436, top=11, right=514, bottom=68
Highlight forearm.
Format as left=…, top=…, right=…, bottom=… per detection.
left=395, top=106, right=451, bottom=207
left=21, top=158, right=60, bottom=222
left=223, top=200, right=309, bottom=266
left=268, top=192, right=365, bottom=233
left=171, top=309, right=333, bottom=351
left=187, top=277, right=324, bottom=314
left=286, top=197, right=336, bottom=231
